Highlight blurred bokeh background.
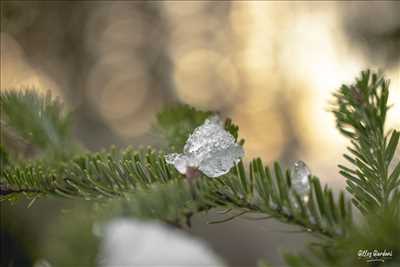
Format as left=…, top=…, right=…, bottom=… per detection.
left=1, top=1, right=399, bottom=267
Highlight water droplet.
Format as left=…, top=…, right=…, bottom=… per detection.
left=165, top=115, right=244, bottom=178
left=291, top=160, right=311, bottom=202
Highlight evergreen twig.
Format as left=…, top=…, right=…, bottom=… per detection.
left=332, top=70, right=399, bottom=213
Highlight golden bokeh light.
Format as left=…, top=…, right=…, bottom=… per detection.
left=173, top=49, right=239, bottom=109
left=280, top=8, right=365, bottom=163
left=84, top=2, right=156, bottom=138
left=89, top=69, right=148, bottom=120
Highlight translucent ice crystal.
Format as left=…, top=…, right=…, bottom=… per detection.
left=291, top=160, right=311, bottom=202
left=165, top=115, right=244, bottom=178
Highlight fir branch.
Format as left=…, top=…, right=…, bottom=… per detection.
left=0, top=147, right=183, bottom=201
left=197, top=160, right=352, bottom=238
left=0, top=91, right=353, bottom=238
left=332, top=70, right=399, bottom=213
left=0, top=147, right=352, bottom=238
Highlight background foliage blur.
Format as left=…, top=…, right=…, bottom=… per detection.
left=1, top=1, right=399, bottom=266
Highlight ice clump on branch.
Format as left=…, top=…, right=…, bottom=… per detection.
left=165, top=115, right=244, bottom=178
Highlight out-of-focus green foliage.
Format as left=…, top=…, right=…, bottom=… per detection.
left=41, top=204, right=100, bottom=267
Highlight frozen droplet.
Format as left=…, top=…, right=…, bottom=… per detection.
left=165, top=115, right=244, bottom=178
left=291, top=160, right=311, bottom=202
